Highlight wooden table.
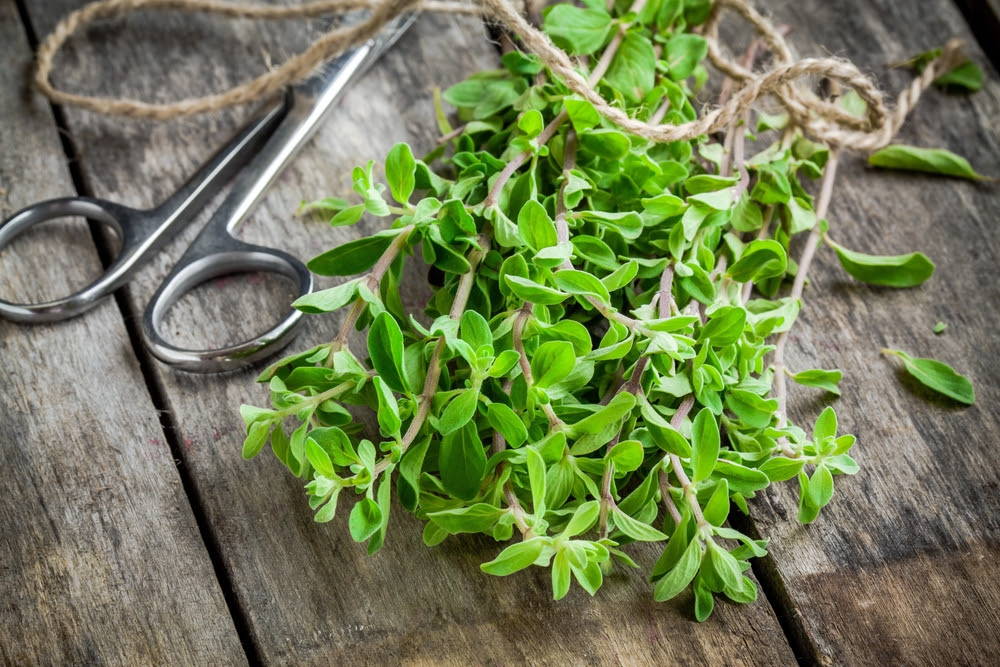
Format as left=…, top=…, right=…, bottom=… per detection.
left=1, top=1, right=997, bottom=664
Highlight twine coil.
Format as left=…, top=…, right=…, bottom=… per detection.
left=34, top=0, right=965, bottom=150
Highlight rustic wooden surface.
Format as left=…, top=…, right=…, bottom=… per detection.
left=2, top=0, right=999, bottom=664
left=0, top=2, right=245, bottom=665
left=737, top=0, right=1000, bottom=664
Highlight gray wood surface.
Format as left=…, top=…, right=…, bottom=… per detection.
left=6, top=0, right=1000, bottom=664
left=0, top=2, right=245, bottom=665
left=18, top=3, right=796, bottom=665
left=743, top=0, right=1000, bottom=663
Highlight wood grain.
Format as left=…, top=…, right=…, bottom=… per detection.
left=0, top=3, right=245, bottom=664
left=736, top=0, right=1000, bottom=663
left=20, top=3, right=797, bottom=664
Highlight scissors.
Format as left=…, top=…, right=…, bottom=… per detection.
left=0, top=16, right=415, bottom=373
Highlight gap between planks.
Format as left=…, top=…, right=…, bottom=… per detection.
left=12, top=1, right=261, bottom=663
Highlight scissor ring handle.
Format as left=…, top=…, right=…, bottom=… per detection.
left=141, top=236, right=313, bottom=373
left=0, top=196, right=148, bottom=323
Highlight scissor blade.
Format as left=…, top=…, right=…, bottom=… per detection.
left=211, top=15, right=415, bottom=234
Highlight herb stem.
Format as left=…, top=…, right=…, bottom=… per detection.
left=513, top=303, right=564, bottom=428
left=373, top=235, right=491, bottom=475
left=772, top=152, right=840, bottom=455
left=329, top=225, right=415, bottom=357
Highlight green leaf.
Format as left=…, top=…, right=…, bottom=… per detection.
left=725, top=389, right=777, bottom=429
left=569, top=392, right=637, bottom=436
left=829, top=241, right=935, bottom=287
left=700, top=306, right=746, bottom=347
left=504, top=275, right=569, bottom=305
left=553, top=269, right=611, bottom=303
left=552, top=550, right=571, bottom=600
left=368, top=312, right=407, bottom=393
left=642, top=193, right=687, bottom=218
left=241, top=420, right=270, bottom=459
left=562, top=501, right=600, bottom=537
left=439, top=422, right=487, bottom=500
left=438, top=389, right=480, bottom=435
left=605, top=32, right=656, bottom=101
left=305, top=437, right=335, bottom=477
left=707, top=540, right=742, bottom=590
left=348, top=498, right=383, bottom=542
left=790, top=368, right=842, bottom=395
left=328, top=204, right=365, bottom=227
left=607, top=439, right=644, bottom=473
left=813, top=406, right=838, bottom=442
left=385, top=143, right=416, bottom=204
left=665, top=33, right=708, bottom=81
left=759, top=456, right=804, bottom=482
left=935, top=60, right=983, bottom=91
left=690, top=408, right=720, bottom=482
left=460, top=310, right=492, bottom=352
left=563, top=96, right=601, bottom=132
left=486, top=403, right=528, bottom=447
left=430, top=503, right=502, bottom=534
left=702, top=479, right=730, bottom=526
left=308, top=232, right=395, bottom=276
left=728, top=240, right=788, bottom=282
left=292, top=278, right=361, bottom=314
left=543, top=5, right=613, bottom=55
left=397, top=436, right=430, bottom=511
left=579, top=129, right=631, bottom=160
left=612, top=506, right=669, bottom=542
left=372, top=376, right=401, bottom=438
left=653, top=537, right=702, bottom=601
left=868, top=144, right=985, bottom=180
left=481, top=538, right=548, bottom=575
left=883, top=349, right=975, bottom=404
left=517, top=199, right=558, bottom=252
left=531, top=340, right=576, bottom=388
left=525, top=447, right=547, bottom=514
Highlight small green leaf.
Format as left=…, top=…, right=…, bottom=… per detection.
left=372, top=376, right=401, bottom=438
left=385, top=143, right=416, bottom=204
left=242, top=420, right=270, bottom=459
left=562, top=501, right=600, bottom=537
left=612, top=506, right=669, bottom=542
left=368, top=312, right=407, bottom=393
left=292, top=278, right=361, bottom=314
left=553, top=269, right=611, bottom=303
left=348, top=498, right=383, bottom=542
left=486, top=402, right=528, bottom=448
left=481, top=538, right=548, bottom=575
left=690, top=408, right=720, bottom=483
left=607, top=439, right=644, bottom=473
left=868, top=144, right=985, bottom=180
left=308, top=233, right=395, bottom=276
left=728, top=240, right=788, bottom=283
left=829, top=240, right=935, bottom=287
left=665, top=33, right=708, bottom=80
left=517, top=200, right=558, bottom=252
left=305, top=437, right=335, bottom=477
left=505, top=275, right=569, bottom=305
left=543, top=5, right=613, bottom=55
left=531, top=340, right=576, bottom=388
left=439, top=422, right=487, bottom=500
left=790, top=369, right=842, bottom=395
left=438, top=389, right=480, bottom=435
left=653, top=537, right=702, bottom=601
left=883, top=349, right=975, bottom=404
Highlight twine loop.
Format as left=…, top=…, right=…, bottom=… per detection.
left=33, top=0, right=966, bottom=150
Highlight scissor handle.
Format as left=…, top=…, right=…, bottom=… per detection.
left=140, top=224, right=312, bottom=373
left=0, top=196, right=156, bottom=323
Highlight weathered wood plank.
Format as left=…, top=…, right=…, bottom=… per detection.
left=22, top=4, right=797, bottom=663
left=0, top=3, right=246, bottom=665
left=740, top=0, right=1000, bottom=663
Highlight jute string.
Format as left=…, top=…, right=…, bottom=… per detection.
left=34, top=0, right=965, bottom=150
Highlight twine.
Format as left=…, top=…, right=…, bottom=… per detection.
left=33, top=0, right=966, bottom=150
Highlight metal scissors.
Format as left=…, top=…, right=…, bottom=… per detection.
left=0, top=16, right=415, bottom=372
